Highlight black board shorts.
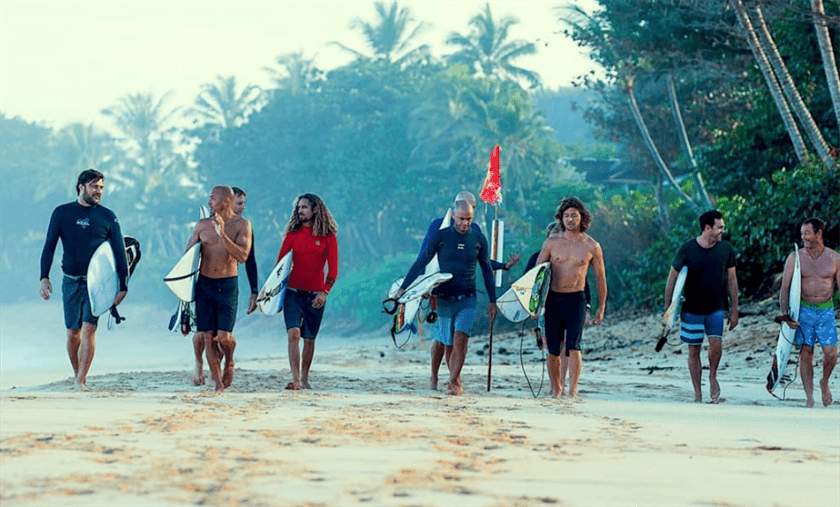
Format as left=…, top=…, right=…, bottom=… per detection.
left=284, top=288, right=325, bottom=339
left=543, top=291, right=586, bottom=356
left=195, top=275, right=238, bottom=333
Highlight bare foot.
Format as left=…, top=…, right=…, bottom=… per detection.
left=285, top=381, right=300, bottom=390
left=694, top=394, right=703, bottom=403
left=192, top=371, right=205, bottom=386
left=806, top=397, right=815, bottom=408
left=301, top=380, right=311, bottom=390
left=74, top=380, right=89, bottom=392
left=820, top=379, right=833, bottom=407
left=222, top=363, right=234, bottom=388
left=430, top=378, right=438, bottom=390
left=710, top=378, right=721, bottom=403
left=448, top=383, right=463, bottom=396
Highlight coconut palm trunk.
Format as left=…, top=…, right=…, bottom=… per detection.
left=731, top=0, right=809, bottom=163
left=750, top=4, right=834, bottom=167
left=627, top=78, right=702, bottom=215
left=667, top=73, right=713, bottom=210
left=811, top=0, right=840, bottom=131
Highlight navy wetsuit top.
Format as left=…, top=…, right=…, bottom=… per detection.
left=402, top=226, right=496, bottom=302
left=40, top=201, right=129, bottom=291
left=418, top=217, right=507, bottom=271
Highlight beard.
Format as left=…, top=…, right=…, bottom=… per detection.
left=81, top=189, right=99, bottom=205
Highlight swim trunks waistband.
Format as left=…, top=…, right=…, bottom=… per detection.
left=63, top=273, right=87, bottom=281
left=801, top=300, right=834, bottom=310
left=437, top=292, right=476, bottom=302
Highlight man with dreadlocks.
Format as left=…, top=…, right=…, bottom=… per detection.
left=275, top=193, right=339, bottom=390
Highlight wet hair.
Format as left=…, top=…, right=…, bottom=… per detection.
left=232, top=187, right=246, bottom=197
left=287, top=193, right=338, bottom=237
left=802, top=217, right=825, bottom=235
left=76, top=169, right=104, bottom=194
left=554, top=197, right=592, bottom=233
left=698, top=210, right=723, bottom=232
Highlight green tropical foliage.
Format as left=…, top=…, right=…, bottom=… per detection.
left=445, top=3, right=539, bottom=88
left=330, top=1, right=430, bottom=65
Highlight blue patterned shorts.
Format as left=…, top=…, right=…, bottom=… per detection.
left=795, top=305, right=838, bottom=348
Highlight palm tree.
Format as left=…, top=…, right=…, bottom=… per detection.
left=263, top=51, right=323, bottom=95
left=188, top=75, right=262, bottom=131
left=330, top=1, right=430, bottom=65
left=101, top=91, right=180, bottom=172
left=445, top=3, right=540, bottom=88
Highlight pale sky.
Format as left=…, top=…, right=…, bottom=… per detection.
left=0, top=0, right=600, bottom=130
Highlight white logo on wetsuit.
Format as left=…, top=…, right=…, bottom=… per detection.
left=457, top=242, right=465, bottom=250
left=76, top=218, right=90, bottom=229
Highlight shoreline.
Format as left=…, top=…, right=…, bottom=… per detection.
left=2, top=302, right=839, bottom=506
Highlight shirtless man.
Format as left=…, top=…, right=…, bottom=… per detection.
left=779, top=217, right=839, bottom=408
left=185, top=185, right=252, bottom=391
left=191, top=186, right=259, bottom=386
left=536, top=197, right=607, bottom=398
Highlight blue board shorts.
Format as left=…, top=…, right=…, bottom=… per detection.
left=680, top=310, right=725, bottom=345
left=795, top=303, right=838, bottom=348
left=62, top=275, right=98, bottom=329
left=434, top=297, right=477, bottom=346
left=195, top=275, right=238, bottom=333
left=284, top=288, right=325, bottom=339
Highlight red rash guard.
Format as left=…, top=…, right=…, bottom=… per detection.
left=277, top=226, right=338, bottom=293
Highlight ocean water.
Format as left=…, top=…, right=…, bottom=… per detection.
left=0, top=300, right=311, bottom=390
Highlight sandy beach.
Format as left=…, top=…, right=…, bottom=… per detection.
left=1, top=301, right=839, bottom=506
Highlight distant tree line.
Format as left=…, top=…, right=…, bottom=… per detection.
left=2, top=1, right=838, bottom=330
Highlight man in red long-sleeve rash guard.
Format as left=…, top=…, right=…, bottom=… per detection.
left=275, top=193, right=339, bottom=390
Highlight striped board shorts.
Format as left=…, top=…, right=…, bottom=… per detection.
left=679, top=310, right=725, bottom=345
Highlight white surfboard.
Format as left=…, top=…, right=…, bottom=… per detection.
left=388, top=210, right=453, bottom=336
left=87, top=236, right=141, bottom=317
left=87, top=241, right=119, bottom=317
left=257, top=251, right=293, bottom=315
left=498, top=262, right=551, bottom=322
left=663, top=266, right=688, bottom=329
left=164, top=242, right=202, bottom=302
left=767, top=246, right=801, bottom=394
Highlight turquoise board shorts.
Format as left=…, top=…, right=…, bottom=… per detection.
left=434, top=297, right=477, bottom=346
left=679, top=310, right=725, bottom=345
left=795, top=304, right=838, bottom=348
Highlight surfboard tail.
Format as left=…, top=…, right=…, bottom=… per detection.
left=766, top=360, right=779, bottom=393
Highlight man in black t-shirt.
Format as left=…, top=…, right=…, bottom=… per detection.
left=39, top=169, right=128, bottom=391
left=664, top=210, right=739, bottom=403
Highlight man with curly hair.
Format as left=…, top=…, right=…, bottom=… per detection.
left=275, top=194, right=339, bottom=390
left=536, top=197, right=607, bottom=399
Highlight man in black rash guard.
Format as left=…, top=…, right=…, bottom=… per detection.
left=397, top=201, right=497, bottom=396
left=39, top=169, right=128, bottom=391
left=233, top=187, right=259, bottom=314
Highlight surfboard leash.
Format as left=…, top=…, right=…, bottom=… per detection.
left=519, top=322, right=546, bottom=398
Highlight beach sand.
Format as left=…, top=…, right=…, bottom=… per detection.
left=1, top=301, right=839, bottom=506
